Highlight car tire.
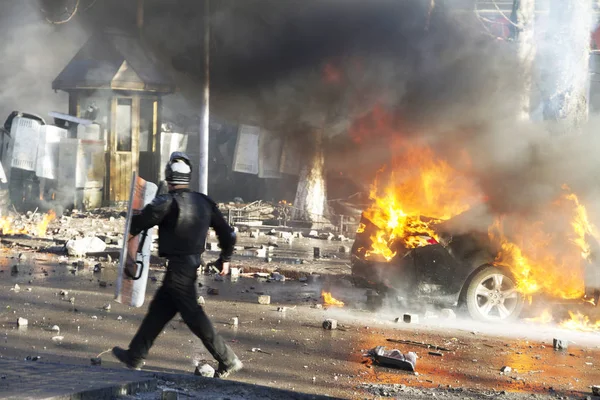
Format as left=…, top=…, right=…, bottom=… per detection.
left=465, top=266, right=524, bottom=322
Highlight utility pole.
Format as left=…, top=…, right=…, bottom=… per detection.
left=511, top=0, right=536, bottom=120
left=199, top=0, right=210, bottom=194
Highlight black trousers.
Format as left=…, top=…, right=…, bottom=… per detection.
left=128, top=255, right=237, bottom=366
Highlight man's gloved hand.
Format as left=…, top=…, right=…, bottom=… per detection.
left=207, top=258, right=230, bottom=276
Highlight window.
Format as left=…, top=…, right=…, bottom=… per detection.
left=116, top=98, right=132, bottom=152
left=139, top=99, right=156, bottom=152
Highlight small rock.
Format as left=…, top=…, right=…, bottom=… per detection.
left=277, top=306, right=287, bottom=312
left=207, top=288, right=219, bottom=295
left=60, top=290, right=68, bottom=297
left=230, top=267, right=240, bottom=277
left=99, top=281, right=107, bottom=288
left=403, top=313, right=419, bottom=324
left=197, top=296, right=206, bottom=305
left=51, top=325, right=60, bottom=332
left=272, top=272, right=285, bottom=282
left=117, top=316, right=123, bottom=321
left=90, top=357, right=102, bottom=366
left=553, top=338, right=568, bottom=350
left=51, top=336, right=64, bottom=342
left=103, top=303, right=111, bottom=311
left=69, top=297, right=75, bottom=304
left=258, top=295, right=271, bottom=305
left=299, top=277, right=308, bottom=282
left=232, top=317, right=239, bottom=327
left=338, top=245, right=349, bottom=254
left=17, top=317, right=28, bottom=326
left=91, top=315, right=98, bottom=320
left=500, top=366, right=512, bottom=374
left=12, top=284, right=20, bottom=292
left=194, top=364, right=215, bottom=378
left=323, top=319, right=338, bottom=330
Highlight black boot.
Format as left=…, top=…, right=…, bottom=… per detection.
left=215, top=357, right=243, bottom=378
left=112, top=346, right=144, bottom=370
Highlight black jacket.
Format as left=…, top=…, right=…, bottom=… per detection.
left=130, top=188, right=236, bottom=261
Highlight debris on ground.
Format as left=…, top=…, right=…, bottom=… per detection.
left=553, top=338, right=568, bottom=350
left=501, top=366, right=512, bottom=373
left=194, top=363, right=215, bottom=377
left=65, top=237, right=107, bottom=257
left=323, top=319, right=338, bottom=330
left=258, top=295, right=271, bottom=305
left=367, top=346, right=417, bottom=372
left=17, top=317, right=28, bottom=326
left=90, top=357, right=101, bottom=366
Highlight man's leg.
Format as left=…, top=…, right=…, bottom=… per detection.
left=127, top=284, right=177, bottom=361
left=176, top=282, right=239, bottom=368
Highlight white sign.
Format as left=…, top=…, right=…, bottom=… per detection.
left=36, top=125, right=68, bottom=180
left=258, top=130, right=282, bottom=179
left=232, top=124, right=260, bottom=175
left=9, top=117, right=41, bottom=171
left=279, top=137, right=301, bottom=176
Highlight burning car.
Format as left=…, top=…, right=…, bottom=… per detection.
left=351, top=205, right=600, bottom=322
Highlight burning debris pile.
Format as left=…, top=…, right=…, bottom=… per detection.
left=0, top=210, right=56, bottom=238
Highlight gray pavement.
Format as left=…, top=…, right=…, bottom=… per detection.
left=0, top=357, right=340, bottom=400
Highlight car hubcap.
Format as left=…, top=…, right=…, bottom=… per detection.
left=475, top=273, right=519, bottom=320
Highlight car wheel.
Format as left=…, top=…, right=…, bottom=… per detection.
left=465, top=266, right=524, bottom=322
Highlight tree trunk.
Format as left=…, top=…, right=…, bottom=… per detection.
left=511, top=0, right=536, bottom=120
left=292, top=129, right=328, bottom=223
left=541, top=0, right=592, bottom=134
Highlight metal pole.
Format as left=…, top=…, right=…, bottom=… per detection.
left=199, top=0, right=210, bottom=194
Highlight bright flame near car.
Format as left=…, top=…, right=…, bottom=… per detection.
left=559, top=311, right=600, bottom=332
left=322, top=291, right=345, bottom=307
left=524, top=309, right=553, bottom=324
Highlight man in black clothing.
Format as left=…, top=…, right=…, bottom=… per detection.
left=112, top=152, right=243, bottom=378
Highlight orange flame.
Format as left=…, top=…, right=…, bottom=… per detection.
left=37, top=210, right=56, bottom=237
left=358, top=144, right=479, bottom=261
left=559, top=311, right=600, bottom=332
left=322, top=291, right=345, bottom=306
left=489, top=189, right=597, bottom=300
left=525, top=309, right=553, bottom=324
left=0, top=211, right=56, bottom=237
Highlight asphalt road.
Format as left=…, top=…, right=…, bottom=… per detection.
left=0, top=251, right=599, bottom=399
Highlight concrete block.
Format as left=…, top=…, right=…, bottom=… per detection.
left=553, top=338, right=568, bottom=350
left=403, top=313, right=419, bottom=324
left=322, top=319, right=338, bottom=330
left=258, top=295, right=271, bottom=305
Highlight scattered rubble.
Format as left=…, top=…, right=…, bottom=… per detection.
left=90, top=357, right=102, bottom=366
left=17, top=317, right=28, bottom=326
left=403, top=313, right=419, bottom=324
left=65, top=237, right=107, bottom=257
left=258, top=295, right=271, bottom=305
left=501, top=366, right=512, bottom=374
left=367, top=346, right=417, bottom=372
left=553, top=338, right=568, bottom=350
left=197, top=296, right=205, bottom=305
left=323, top=319, right=338, bottom=330
left=194, top=364, right=215, bottom=378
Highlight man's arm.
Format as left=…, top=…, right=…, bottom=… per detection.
left=130, top=194, right=173, bottom=236
left=207, top=201, right=236, bottom=263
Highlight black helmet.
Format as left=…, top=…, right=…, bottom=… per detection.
left=165, top=152, right=192, bottom=185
